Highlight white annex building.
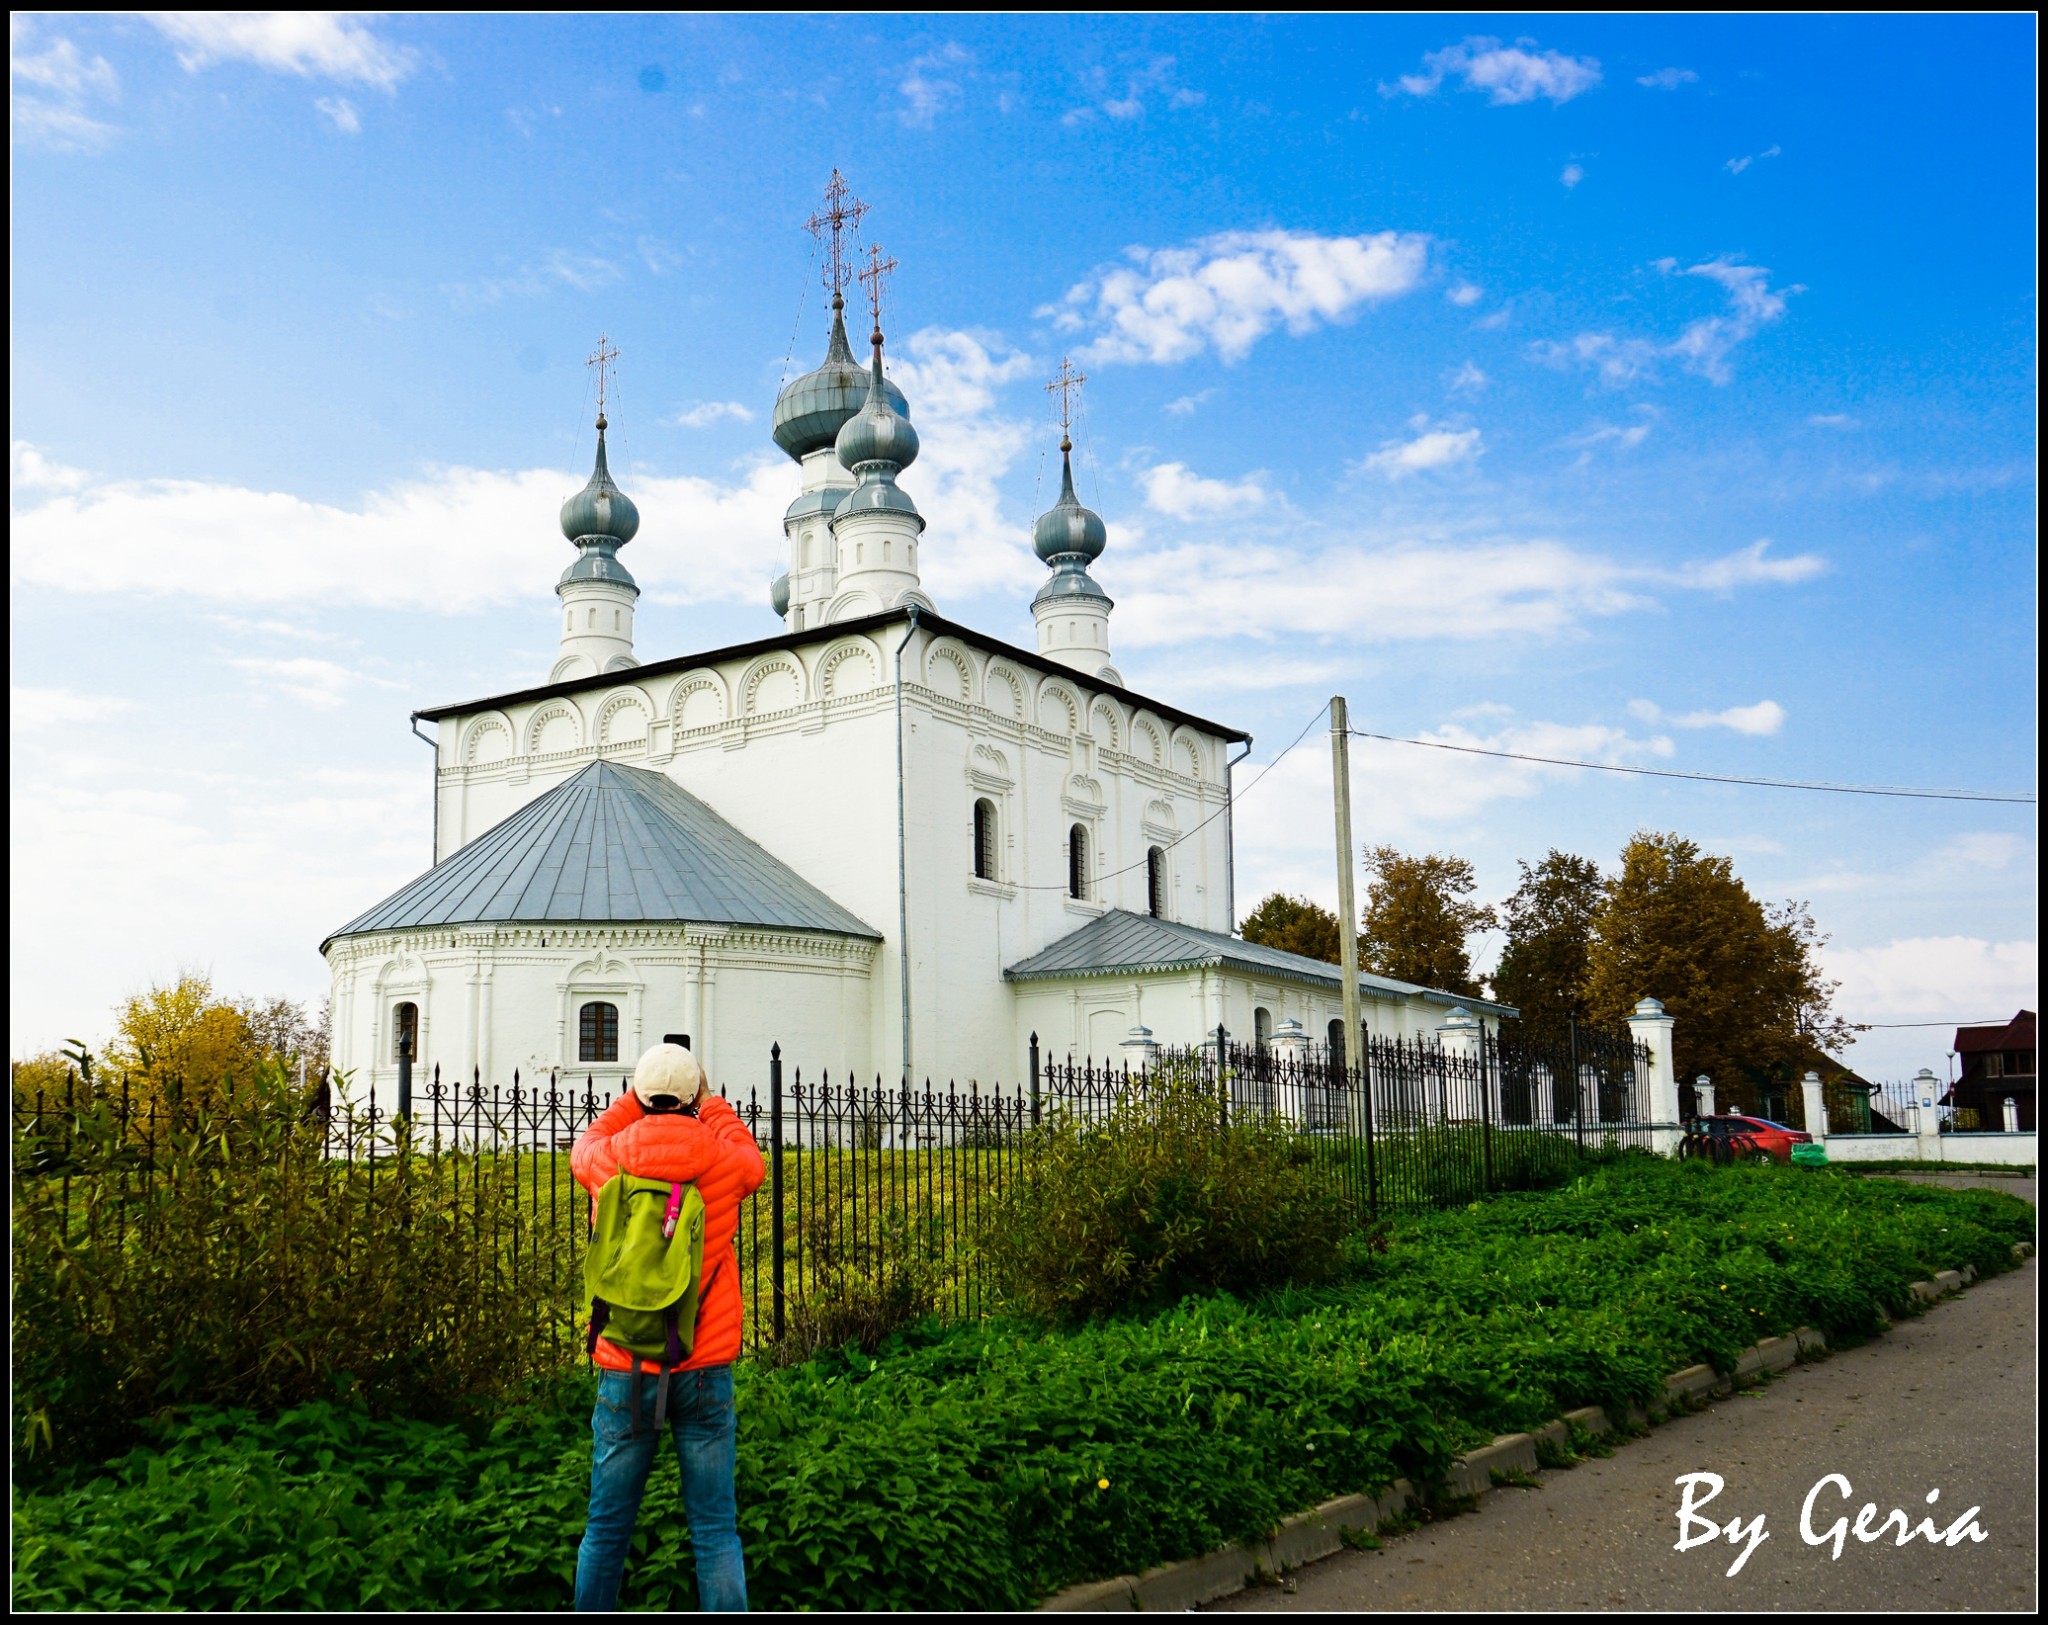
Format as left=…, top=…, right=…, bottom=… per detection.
left=322, top=190, right=1511, bottom=1101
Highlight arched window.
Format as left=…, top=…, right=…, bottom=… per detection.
left=587, top=607, right=596, bottom=628
left=614, top=608, right=621, bottom=630
left=578, top=1001, right=619, bottom=1063
left=1146, top=846, right=1166, bottom=918
left=1328, top=1017, right=1346, bottom=1071
left=1254, top=1007, right=1272, bottom=1052
left=1068, top=823, right=1088, bottom=900
left=973, top=798, right=998, bottom=880
left=392, top=1002, right=418, bottom=1063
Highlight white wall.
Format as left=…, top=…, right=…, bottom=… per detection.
left=391, top=622, right=1239, bottom=1090
left=1821, top=1132, right=2038, bottom=1167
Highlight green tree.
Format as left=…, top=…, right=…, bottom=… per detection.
left=1358, top=846, right=1494, bottom=997
left=1490, top=850, right=1604, bottom=1034
left=1583, top=831, right=1848, bottom=1110
left=1238, top=893, right=1344, bottom=965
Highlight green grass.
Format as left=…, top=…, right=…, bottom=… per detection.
left=12, top=1157, right=2033, bottom=1612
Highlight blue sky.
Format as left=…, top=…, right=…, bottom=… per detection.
left=11, top=14, right=2037, bottom=1078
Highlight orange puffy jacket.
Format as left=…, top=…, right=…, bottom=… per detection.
left=571, top=1090, right=765, bottom=1372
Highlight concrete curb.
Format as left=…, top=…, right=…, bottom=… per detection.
left=1037, top=1244, right=2034, bottom=1612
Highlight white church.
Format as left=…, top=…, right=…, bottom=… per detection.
left=321, top=189, right=1511, bottom=1101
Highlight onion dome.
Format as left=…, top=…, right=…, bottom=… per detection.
left=834, top=328, right=920, bottom=474
left=772, top=295, right=909, bottom=463
left=1031, top=562, right=1111, bottom=611
left=769, top=571, right=791, bottom=617
left=1032, top=438, right=1107, bottom=564
left=557, top=418, right=639, bottom=591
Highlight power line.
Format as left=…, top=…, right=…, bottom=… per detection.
left=1853, top=1019, right=2020, bottom=1029
left=1004, top=701, right=1331, bottom=891
left=1345, top=731, right=2035, bottom=805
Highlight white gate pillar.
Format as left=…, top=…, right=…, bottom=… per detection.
left=1628, top=997, right=1682, bottom=1155
left=1695, top=1074, right=1715, bottom=1119
left=1912, top=1068, right=1943, bottom=1160
left=1800, top=1070, right=1828, bottom=1143
left=1434, top=1007, right=1484, bottom=1123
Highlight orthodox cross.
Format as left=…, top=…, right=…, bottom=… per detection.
left=858, top=243, right=898, bottom=340
left=587, top=333, right=620, bottom=425
left=1046, top=356, right=1086, bottom=446
left=804, top=169, right=869, bottom=302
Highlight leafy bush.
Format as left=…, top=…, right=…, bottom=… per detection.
left=13, top=1160, right=2033, bottom=1611
left=979, top=1063, right=1361, bottom=1321
left=778, top=1199, right=940, bottom=1361
left=12, top=1060, right=570, bottom=1476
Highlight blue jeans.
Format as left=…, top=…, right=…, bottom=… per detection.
left=574, top=1365, right=748, bottom=1612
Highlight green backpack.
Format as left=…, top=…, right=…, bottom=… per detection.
left=584, top=1174, right=707, bottom=1429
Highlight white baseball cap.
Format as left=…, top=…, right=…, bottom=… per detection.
left=631, top=1043, right=704, bottom=1109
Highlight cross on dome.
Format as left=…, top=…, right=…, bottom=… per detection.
left=804, top=169, right=869, bottom=305
left=586, top=332, right=620, bottom=429
left=858, top=243, right=898, bottom=346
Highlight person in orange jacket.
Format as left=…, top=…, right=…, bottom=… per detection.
left=570, top=1042, right=765, bottom=1611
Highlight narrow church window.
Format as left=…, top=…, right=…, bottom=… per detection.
left=614, top=609, right=621, bottom=630
left=587, top=608, right=597, bottom=628
left=579, top=1001, right=619, bottom=1063
left=1254, top=1007, right=1272, bottom=1053
left=1146, top=846, right=1166, bottom=918
left=793, top=605, right=805, bottom=631
left=1068, top=824, right=1088, bottom=900
left=392, top=1002, right=418, bottom=1063
left=1328, top=1018, right=1346, bottom=1072
left=973, top=798, right=997, bottom=880
left=565, top=612, right=573, bottom=632
left=883, top=540, right=891, bottom=562
left=856, top=543, right=865, bottom=565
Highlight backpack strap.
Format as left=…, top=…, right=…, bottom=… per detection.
left=586, top=1298, right=609, bottom=1360
left=661, top=1180, right=685, bottom=1239
left=628, top=1356, right=643, bottom=1436
left=652, top=1305, right=684, bottom=1429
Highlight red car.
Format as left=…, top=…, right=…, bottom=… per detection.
left=1684, top=1114, right=1815, bottom=1164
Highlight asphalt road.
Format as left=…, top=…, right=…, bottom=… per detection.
left=1213, top=1219, right=2037, bottom=1611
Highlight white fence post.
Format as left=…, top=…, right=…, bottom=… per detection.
left=1912, top=1068, right=1943, bottom=1161
left=1119, top=1024, right=1160, bottom=1075
left=1434, top=1007, right=1484, bottom=1123
left=1628, top=997, right=1682, bottom=1155
left=1695, top=1074, right=1715, bottom=1118
left=1801, top=1070, right=1828, bottom=1144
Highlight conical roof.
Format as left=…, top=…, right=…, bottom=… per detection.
left=322, top=760, right=878, bottom=949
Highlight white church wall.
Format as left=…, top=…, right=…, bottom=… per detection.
left=404, top=622, right=1238, bottom=1091
left=325, top=923, right=877, bottom=1102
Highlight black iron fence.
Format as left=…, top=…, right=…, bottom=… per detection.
left=13, top=1017, right=1653, bottom=1360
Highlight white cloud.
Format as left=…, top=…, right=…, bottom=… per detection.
left=1826, top=937, right=2037, bottom=1026
left=442, top=250, right=623, bottom=306
left=224, top=655, right=400, bottom=709
left=146, top=13, right=416, bottom=90
left=1561, top=163, right=1584, bottom=189
left=671, top=400, right=756, bottom=428
left=1807, top=412, right=1858, bottom=429
left=1164, top=389, right=1216, bottom=416
left=1628, top=697, right=1787, bottom=736
left=1360, top=425, right=1483, bottom=479
left=314, top=94, right=359, bottom=133
left=1446, top=282, right=1484, bottom=307
left=1670, top=539, right=1825, bottom=590
left=1063, top=55, right=1203, bottom=125
left=898, top=42, right=968, bottom=127
left=1637, top=67, right=1698, bottom=89
left=1389, top=37, right=1601, bottom=105
left=1562, top=406, right=1655, bottom=463
left=1051, top=228, right=1429, bottom=365
left=12, top=686, right=133, bottom=728
left=1528, top=256, right=1795, bottom=386
left=1725, top=144, right=1782, bottom=176
left=1448, top=361, right=1488, bottom=393
left=11, top=20, right=120, bottom=150
left=1139, top=462, right=1267, bottom=519
left=12, top=440, right=90, bottom=494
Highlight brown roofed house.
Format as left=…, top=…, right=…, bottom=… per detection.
left=1947, top=1009, right=2036, bottom=1132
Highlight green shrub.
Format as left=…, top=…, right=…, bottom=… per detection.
left=778, top=1199, right=940, bottom=1361
left=980, top=1063, right=1353, bottom=1321
left=11, top=1060, right=571, bottom=1476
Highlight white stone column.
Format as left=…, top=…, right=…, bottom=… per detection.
left=1912, top=1068, right=1943, bottom=1160
left=1119, top=1025, right=1161, bottom=1076
left=1628, top=997, right=1682, bottom=1155
left=1695, top=1074, right=1715, bottom=1119
left=1271, top=1018, right=1308, bottom=1124
left=1800, top=1070, right=1828, bottom=1143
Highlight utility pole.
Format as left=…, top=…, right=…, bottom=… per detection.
left=1331, top=698, right=1365, bottom=1127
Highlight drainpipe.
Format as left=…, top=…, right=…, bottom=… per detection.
left=410, top=713, right=439, bottom=863
left=892, top=607, right=922, bottom=1088
left=1224, top=736, right=1254, bottom=933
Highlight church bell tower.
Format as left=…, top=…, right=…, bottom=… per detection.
left=551, top=335, right=640, bottom=682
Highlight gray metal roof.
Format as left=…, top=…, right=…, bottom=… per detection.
left=323, top=760, right=878, bottom=949
left=1003, top=909, right=1517, bottom=1016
